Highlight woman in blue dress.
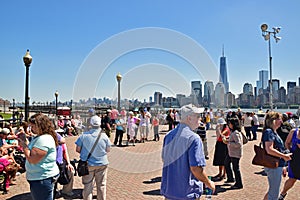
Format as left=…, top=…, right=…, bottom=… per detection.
left=278, top=128, right=300, bottom=200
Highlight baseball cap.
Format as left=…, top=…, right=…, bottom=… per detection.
left=90, top=116, right=101, bottom=127
left=217, top=118, right=227, bottom=125
left=180, top=104, right=204, bottom=119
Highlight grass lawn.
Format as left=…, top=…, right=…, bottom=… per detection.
left=0, top=113, right=12, bottom=119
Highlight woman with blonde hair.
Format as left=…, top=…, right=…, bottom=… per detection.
left=262, top=111, right=292, bottom=200
left=18, top=113, right=59, bottom=200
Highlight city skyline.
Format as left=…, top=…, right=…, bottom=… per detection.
left=1, top=1, right=300, bottom=103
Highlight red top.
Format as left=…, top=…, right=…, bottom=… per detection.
left=217, top=127, right=230, bottom=142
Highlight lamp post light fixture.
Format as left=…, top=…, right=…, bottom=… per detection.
left=23, top=49, right=32, bottom=121
left=55, top=91, right=59, bottom=116
left=261, top=24, right=281, bottom=111
left=116, top=72, right=122, bottom=112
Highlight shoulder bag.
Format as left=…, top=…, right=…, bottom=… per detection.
left=57, top=158, right=71, bottom=185
left=77, top=132, right=102, bottom=177
left=241, top=131, right=248, bottom=145
left=252, top=143, right=280, bottom=169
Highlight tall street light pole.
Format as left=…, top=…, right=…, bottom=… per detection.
left=55, top=91, right=59, bottom=116
left=116, top=72, right=122, bottom=112
left=261, top=24, right=281, bottom=111
left=23, top=49, right=32, bottom=121
left=12, top=98, right=15, bottom=116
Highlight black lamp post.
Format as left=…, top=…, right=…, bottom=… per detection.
left=23, top=49, right=32, bottom=121
left=12, top=98, right=15, bottom=117
left=116, top=72, right=122, bottom=112
left=55, top=91, right=59, bottom=116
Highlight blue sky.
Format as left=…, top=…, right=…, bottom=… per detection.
left=1, top=1, right=299, bottom=103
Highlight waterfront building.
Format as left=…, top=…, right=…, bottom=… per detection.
left=278, top=87, right=286, bottom=104
left=287, top=81, right=296, bottom=104
left=243, top=83, right=253, bottom=95
left=154, top=92, right=162, bottom=105
left=191, top=81, right=202, bottom=105
left=203, top=80, right=214, bottom=106
left=256, top=70, right=268, bottom=96
left=225, top=92, right=236, bottom=107
left=215, top=82, right=225, bottom=107
left=238, top=93, right=254, bottom=108
left=293, top=86, right=300, bottom=104
left=272, top=79, right=280, bottom=102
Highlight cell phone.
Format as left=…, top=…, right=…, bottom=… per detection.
left=18, top=132, right=26, bottom=141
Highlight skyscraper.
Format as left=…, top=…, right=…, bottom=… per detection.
left=204, top=81, right=214, bottom=106
left=272, top=79, right=280, bottom=101
left=219, top=46, right=229, bottom=93
left=215, top=82, right=225, bottom=107
left=154, top=92, right=162, bottom=105
left=191, top=81, right=202, bottom=105
left=256, top=70, right=269, bottom=95
left=243, top=83, right=253, bottom=95
left=287, top=81, right=296, bottom=94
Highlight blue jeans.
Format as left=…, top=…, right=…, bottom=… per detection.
left=206, top=122, right=210, bottom=130
left=28, top=175, right=58, bottom=200
left=251, top=125, right=259, bottom=140
left=264, top=167, right=282, bottom=200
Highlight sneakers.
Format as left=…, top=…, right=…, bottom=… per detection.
left=278, top=193, right=287, bottom=200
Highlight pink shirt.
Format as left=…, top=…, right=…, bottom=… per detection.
left=111, top=109, right=119, bottom=120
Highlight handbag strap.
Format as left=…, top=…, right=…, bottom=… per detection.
left=86, top=131, right=102, bottom=161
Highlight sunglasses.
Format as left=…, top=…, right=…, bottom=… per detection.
left=28, top=117, right=36, bottom=124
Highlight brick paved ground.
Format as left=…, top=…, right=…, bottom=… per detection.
left=2, top=125, right=299, bottom=200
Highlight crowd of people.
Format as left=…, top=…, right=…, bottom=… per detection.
left=1, top=105, right=300, bottom=199
left=161, top=107, right=300, bottom=200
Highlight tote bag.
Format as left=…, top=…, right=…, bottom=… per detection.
left=252, top=143, right=280, bottom=168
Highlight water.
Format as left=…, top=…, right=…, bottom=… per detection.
left=239, top=108, right=299, bottom=114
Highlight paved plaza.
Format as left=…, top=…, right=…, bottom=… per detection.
left=2, top=125, right=299, bottom=200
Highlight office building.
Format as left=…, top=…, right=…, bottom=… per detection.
left=277, top=87, right=286, bottom=103
left=272, top=79, right=280, bottom=101
left=191, top=81, right=202, bottom=105
left=256, top=70, right=268, bottom=95
left=203, top=80, right=214, bottom=106
left=219, top=46, right=229, bottom=93
left=243, top=83, right=253, bottom=95
left=215, top=82, right=225, bottom=107
left=154, top=92, right=162, bottom=105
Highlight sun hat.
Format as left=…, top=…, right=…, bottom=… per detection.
left=180, top=104, right=204, bottom=119
left=90, top=116, right=101, bottom=127
left=55, top=128, right=65, bottom=133
left=128, top=111, right=134, bottom=115
left=217, top=118, right=227, bottom=125
left=0, top=128, right=10, bottom=135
